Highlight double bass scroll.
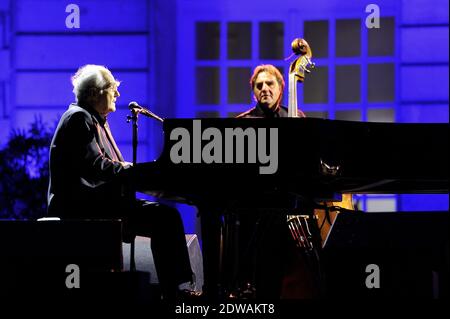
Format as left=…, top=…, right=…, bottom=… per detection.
left=287, top=38, right=315, bottom=117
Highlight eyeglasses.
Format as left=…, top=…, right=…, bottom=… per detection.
left=103, top=81, right=120, bottom=92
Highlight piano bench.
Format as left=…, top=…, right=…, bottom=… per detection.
left=0, top=218, right=124, bottom=300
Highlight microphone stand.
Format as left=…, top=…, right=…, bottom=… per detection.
left=126, top=105, right=163, bottom=273
left=126, top=109, right=139, bottom=272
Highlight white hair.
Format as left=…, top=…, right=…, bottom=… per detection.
left=71, top=64, right=110, bottom=103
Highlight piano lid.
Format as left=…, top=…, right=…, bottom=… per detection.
left=132, top=118, right=448, bottom=199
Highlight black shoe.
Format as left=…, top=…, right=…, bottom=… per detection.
left=177, top=289, right=203, bottom=302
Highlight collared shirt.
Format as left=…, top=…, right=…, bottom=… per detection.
left=98, top=120, right=123, bottom=162
left=88, top=107, right=124, bottom=162
left=236, top=104, right=306, bottom=118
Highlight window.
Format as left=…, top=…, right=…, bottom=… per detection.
left=196, top=22, right=220, bottom=60
left=228, top=67, right=251, bottom=104
left=227, top=23, right=251, bottom=60
left=302, top=17, right=397, bottom=211
left=304, top=66, right=329, bottom=104
left=304, top=20, right=329, bottom=58
left=368, top=17, right=395, bottom=56
left=259, top=22, right=284, bottom=59
left=335, top=110, right=361, bottom=121
left=196, top=67, right=220, bottom=105
left=336, top=19, right=361, bottom=57
left=195, top=21, right=285, bottom=117
left=368, top=63, right=395, bottom=102
left=335, top=65, right=361, bottom=103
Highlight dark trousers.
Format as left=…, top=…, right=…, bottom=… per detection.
left=231, top=211, right=294, bottom=299
left=52, top=197, right=193, bottom=301
left=124, top=200, right=194, bottom=300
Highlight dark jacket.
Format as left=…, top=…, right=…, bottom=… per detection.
left=236, top=104, right=306, bottom=118
left=47, top=103, right=132, bottom=219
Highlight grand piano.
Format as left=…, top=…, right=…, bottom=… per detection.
left=131, top=117, right=449, bottom=299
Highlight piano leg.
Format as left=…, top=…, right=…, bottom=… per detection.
left=302, top=204, right=327, bottom=297
left=197, top=197, right=327, bottom=300
left=198, top=203, right=223, bottom=301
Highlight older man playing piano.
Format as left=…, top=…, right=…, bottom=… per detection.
left=47, top=64, right=197, bottom=302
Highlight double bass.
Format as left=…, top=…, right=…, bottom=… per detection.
left=282, top=38, right=355, bottom=298
left=284, top=38, right=355, bottom=249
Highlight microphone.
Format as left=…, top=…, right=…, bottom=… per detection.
left=128, top=101, right=164, bottom=122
